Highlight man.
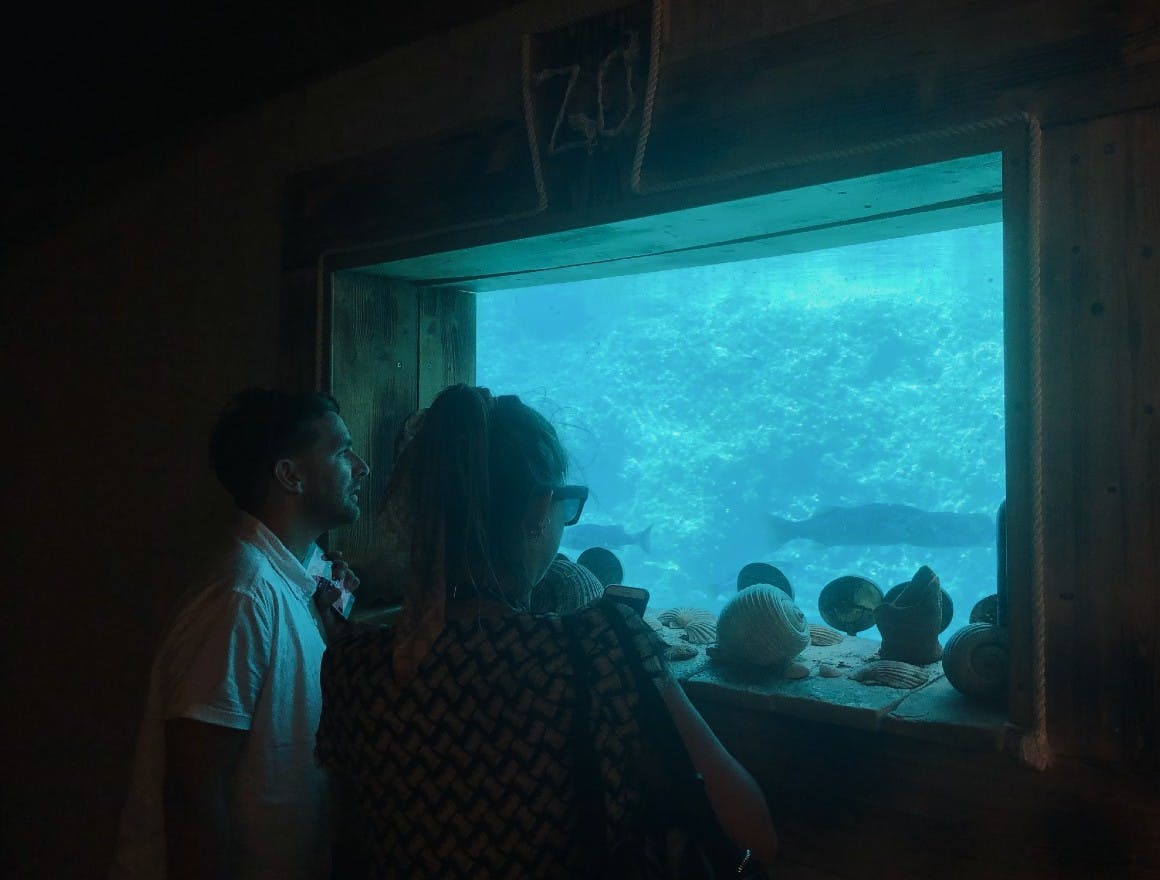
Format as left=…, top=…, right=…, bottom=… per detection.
left=112, top=389, right=369, bottom=880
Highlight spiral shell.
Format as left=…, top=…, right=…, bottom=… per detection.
left=943, top=623, right=1008, bottom=701
left=818, top=576, right=883, bottom=635
left=657, top=607, right=715, bottom=629
left=681, top=620, right=718, bottom=645
left=715, top=585, right=810, bottom=668
left=809, top=624, right=844, bottom=646
left=849, top=660, right=930, bottom=689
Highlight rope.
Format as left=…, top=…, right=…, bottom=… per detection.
left=1018, top=113, right=1053, bottom=770
left=519, top=32, right=550, bottom=214
left=630, top=0, right=665, bottom=193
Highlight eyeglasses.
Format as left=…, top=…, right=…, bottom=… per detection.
left=551, top=484, right=589, bottom=526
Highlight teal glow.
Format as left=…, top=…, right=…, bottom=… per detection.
left=478, top=223, right=1006, bottom=640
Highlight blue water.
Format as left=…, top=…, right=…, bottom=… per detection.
left=477, top=223, right=1005, bottom=640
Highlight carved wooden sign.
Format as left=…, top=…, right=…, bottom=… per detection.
left=523, top=2, right=655, bottom=209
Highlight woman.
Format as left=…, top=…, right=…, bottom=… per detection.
left=316, top=385, right=778, bottom=877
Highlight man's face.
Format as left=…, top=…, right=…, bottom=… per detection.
left=296, top=412, right=370, bottom=532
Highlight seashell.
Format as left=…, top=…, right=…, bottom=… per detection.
left=818, top=663, right=842, bottom=678
left=883, top=577, right=955, bottom=634
left=665, top=643, right=699, bottom=662
left=809, top=624, right=844, bottom=646
left=818, top=576, right=883, bottom=636
left=783, top=662, right=810, bottom=680
left=969, top=594, right=999, bottom=626
left=681, top=619, right=718, bottom=645
left=849, top=660, right=930, bottom=689
left=736, top=562, right=793, bottom=598
left=716, top=584, right=811, bottom=668
left=875, top=566, right=944, bottom=664
left=943, top=623, right=1008, bottom=702
left=657, top=607, right=715, bottom=629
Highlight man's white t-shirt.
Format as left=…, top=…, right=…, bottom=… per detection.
left=111, top=514, right=331, bottom=879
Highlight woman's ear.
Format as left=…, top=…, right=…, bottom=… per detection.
left=523, top=489, right=552, bottom=537
left=274, top=458, right=304, bottom=494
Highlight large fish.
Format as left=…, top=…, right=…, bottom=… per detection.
left=767, top=504, right=993, bottom=549
left=562, top=522, right=652, bottom=553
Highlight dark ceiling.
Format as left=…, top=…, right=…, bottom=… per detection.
left=2, top=2, right=523, bottom=193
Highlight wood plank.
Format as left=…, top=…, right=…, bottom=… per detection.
left=640, top=0, right=1160, bottom=192
left=418, top=287, right=477, bottom=405
left=1040, top=107, right=1160, bottom=765
left=361, top=152, right=1002, bottom=287
left=692, top=704, right=1160, bottom=879
left=284, top=116, right=542, bottom=269
left=327, top=273, right=419, bottom=607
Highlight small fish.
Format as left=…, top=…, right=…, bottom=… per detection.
left=767, top=503, right=993, bottom=550
left=562, top=522, right=652, bottom=553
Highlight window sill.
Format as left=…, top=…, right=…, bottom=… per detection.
left=352, top=604, right=1010, bottom=754
left=664, top=631, right=1011, bottom=754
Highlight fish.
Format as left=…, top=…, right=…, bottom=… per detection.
left=767, top=503, right=993, bottom=550
left=562, top=522, right=652, bottom=552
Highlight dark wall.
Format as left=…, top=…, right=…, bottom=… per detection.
left=3, top=0, right=1158, bottom=877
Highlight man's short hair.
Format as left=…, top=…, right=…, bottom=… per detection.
left=209, top=388, right=340, bottom=513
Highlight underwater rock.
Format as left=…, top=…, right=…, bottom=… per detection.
left=943, top=623, right=1008, bottom=702
left=681, top=619, right=717, bottom=645
left=808, top=624, right=844, bottom=646
left=818, top=663, right=842, bottom=678
left=715, top=584, right=810, bottom=668
left=818, top=576, right=883, bottom=636
left=849, top=660, right=930, bottom=689
left=736, top=562, right=793, bottom=598
left=875, top=565, right=944, bottom=664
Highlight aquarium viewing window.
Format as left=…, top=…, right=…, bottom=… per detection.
left=476, top=223, right=1005, bottom=642
left=360, top=149, right=1013, bottom=669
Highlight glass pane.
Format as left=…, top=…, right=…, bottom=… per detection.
left=477, top=223, right=1005, bottom=640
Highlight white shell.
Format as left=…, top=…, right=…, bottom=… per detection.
left=942, top=623, right=1008, bottom=700
left=657, top=607, right=715, bottom=629
left=715, top=584, right=810, bottom=668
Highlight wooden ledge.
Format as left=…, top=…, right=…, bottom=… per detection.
left=664, top=632, right=1010, bottom=753
left=351, top=605, right=1009, bottom=753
